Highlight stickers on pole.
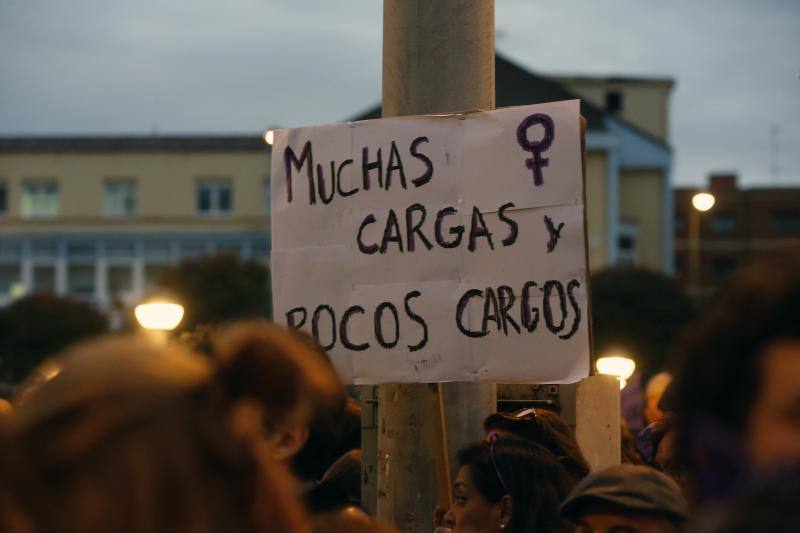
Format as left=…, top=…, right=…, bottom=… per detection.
left=271, top=100, right=590, bottom=384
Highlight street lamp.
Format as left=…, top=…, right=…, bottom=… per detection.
left=263, top=129, right=275, bottom=146
left=689, top=191, right=715, bottom=291
left=134, top=302, right=184, bottom=330
left=134, top=300, right=184, bottom=345
left=596, top=355, right=636, bottom=390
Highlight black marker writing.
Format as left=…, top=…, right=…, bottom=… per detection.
left=544, top=215, right=565, bottom=253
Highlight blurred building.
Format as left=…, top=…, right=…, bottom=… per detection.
left=0, top=136, right=270, bottom=310
left=675, top=173, right=800, bottom=294
left=0, top=55, right=675, bottom=313
left=353, top=54, right=676, bottom=273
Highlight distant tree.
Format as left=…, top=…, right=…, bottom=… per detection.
left=0, top=293, right=109, bottom=383
left=156, top=253, right=271, bottom=333
left=590, top=267, right=695, bottom=380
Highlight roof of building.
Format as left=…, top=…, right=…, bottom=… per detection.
left=349, top=54, right=608, bottom=129
left=0, top=135, right=267, bottom=154
left=349, top=54, right=673, bottom=150
left=547, top=74, right=674, bottom=88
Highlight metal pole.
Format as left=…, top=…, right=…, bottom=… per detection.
left=689, top=207, right=700, bottom=291
left=376, top=1, right=496, bottom=530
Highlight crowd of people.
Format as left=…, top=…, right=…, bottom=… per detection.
left=0, top=259, right=797, bottom=532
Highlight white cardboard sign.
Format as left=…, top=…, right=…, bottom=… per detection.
left=271, top=100, right=590, bottom=384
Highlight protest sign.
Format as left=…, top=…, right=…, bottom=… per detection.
left=271, top=100, right=590, bottom=384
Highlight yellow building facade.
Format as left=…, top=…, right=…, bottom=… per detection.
left=0, top=137, right=270, bottom=310
left=0, top=61, right=674, bottom=314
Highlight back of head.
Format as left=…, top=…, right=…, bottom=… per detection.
left=560, top=464, right=688, bottom=530
left=210, top=322, right=347, bottom=481
left=212, top=320, right=345, bottom=429
left=5, top=334, right=309, bottom=533
left=483, top=408, right=590, bottom=486
left=458, top=438, right=572, bottom=533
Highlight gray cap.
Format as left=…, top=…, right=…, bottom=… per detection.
left=560, top=464, right=688, bottom=523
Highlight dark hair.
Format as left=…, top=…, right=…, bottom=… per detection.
left=671, top=260, right=800, bottom=473
left=483, top=408, right=590, bottom=486
left=457, top=438, right=572, bottom=533
left=3, top=335, right=308, bottom=533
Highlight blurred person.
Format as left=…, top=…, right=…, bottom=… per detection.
left=560, top=464, right=688, bottom=532
left=644, top=372, right=673, bottom=426
left=671, top=260, right=800, bottom=500
left=210, top=321, right=347, bottom=483
left=312, top=505, right=396, bottom=533
left=621, top=418, right=645, bottom=465
left=306, top=449, right=363, bottom=514
left=3, top=334, right=309, bottom=533
left=483, top=407, right=590, bottom=486
left=440, top=436, right=572, bottom=532
left=0, top=397, right=12, bottom=426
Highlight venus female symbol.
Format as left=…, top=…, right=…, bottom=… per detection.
left=516, top=113, right=555, bottom=187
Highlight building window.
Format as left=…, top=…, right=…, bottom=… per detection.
left=770, top=210, right=800, bottom=232
left=180, top=240, right=207, bottom=258
left=67, top=264, right=95, bottom=297
left=606, top=91, right=623, bottom=113
left=105, top=180, right=137, bottom=217
left=617, top=221, right=639, bottom=266
left=0, top=182, right=7, bottom=215
left=108, top=265, right=133, bottom=301
left=67, top=241, right=96, bottom=260
left=31, top=240, right=58, bottom=259
left=106, top=240, right=135, bottom=259
left=0, top=265, right=21, bottom=296
left=710, top=213, right=736, bottom=233
left=32, top=265, right=56, bottom=293
left=197, top=180, right=233, bottom=216
left=0, top=240, right=22, bottom=260
left=21, top=181, right=59, bottom=218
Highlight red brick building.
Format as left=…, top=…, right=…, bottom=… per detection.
left=674, top=173, right=800, bottom=294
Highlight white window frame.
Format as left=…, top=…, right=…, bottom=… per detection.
left=104, top=179, right=137, bottom=217
left=0, top=180, right=8, bottom=216
left=196, top=179, right=233, bottom=217
left=21, top=180, right=59, bottom=218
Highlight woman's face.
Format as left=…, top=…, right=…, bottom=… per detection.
left=444, top=466, right=503, bottom=533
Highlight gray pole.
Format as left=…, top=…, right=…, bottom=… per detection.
left=377, top=1, right=496, bottom=530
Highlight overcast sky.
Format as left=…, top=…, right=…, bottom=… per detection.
left=1, top=0, right=798, bottom=186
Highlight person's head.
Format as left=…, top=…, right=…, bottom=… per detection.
left=644, top=372, right=672, bottom=425
left=305, top=449, right=362, bottom=513
left=0, top=398, right=12, bottom=432
left=483, top=407, right=590, bottom=486
left=445, top=437, right=572, bottom=533
left=4, top=334, right=309, bottom=533
left=211, top=320, right=346, bottom=476
left=672, top=260, right=800, bottom=472
left=560, top=464, right=688, bottom=533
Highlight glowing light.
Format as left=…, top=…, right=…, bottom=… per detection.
left=692, top=192, right=715, bottom=212
left=596, top=355, right=636, bottom=381
left=134, top=302, right=184, bottom=331
left=619, top=378, right=628, bottom=390
left=263, top=130, right=274, bottom=145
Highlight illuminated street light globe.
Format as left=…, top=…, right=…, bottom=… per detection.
left=691, top=192, right=715, bottom=212
left=596, top=355, right=636, bottom=390
left=263, top=129, right=275, bottom=145
left=134, top=302, right=184, bottom=331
